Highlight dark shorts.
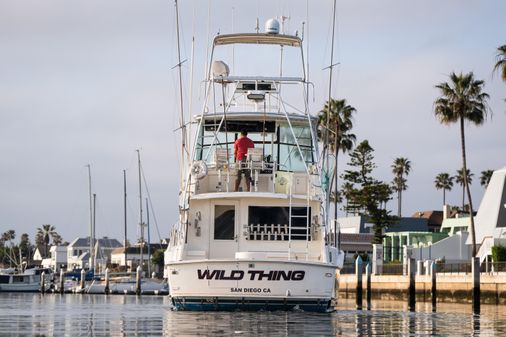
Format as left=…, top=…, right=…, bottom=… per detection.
left=237, top=158, right=251, bottom=180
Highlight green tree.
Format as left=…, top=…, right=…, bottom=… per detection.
left=491, top=245, right=506, bottom=262
left=434, top=172, right=454, bottom=205
left=342, top=140, right=375, bottom=185
left=455, top=168, right=474, bottom=212
left=318, top=98, right=357, bottom=233
left=391, top=157, right=411, bottom=217
left=480, top=169, right=494, bottom=188
left=151, top=249, right=165, bottom=267
left=434, top=71, right=490, bottom=257
left=341, top=140, right=395, bottom=243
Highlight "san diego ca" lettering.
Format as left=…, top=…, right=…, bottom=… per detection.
left=197, top=269, right=305, bottom=281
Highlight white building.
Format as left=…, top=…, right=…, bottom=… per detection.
left=111, top=244, right=167, bottom=270
left=67, top=237, right=122, bottom=270
left=51, top=246, right=67, bottom=271
left=405, top=166, right=506, bottom=264
left=473, top=167, right=506, bottom=263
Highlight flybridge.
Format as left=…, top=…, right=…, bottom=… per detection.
left=197, top=269, right=305, bottom=281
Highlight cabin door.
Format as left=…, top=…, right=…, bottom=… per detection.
left=209, top=201, right=239, bottom=259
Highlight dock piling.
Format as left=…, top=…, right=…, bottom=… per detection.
left=40, top=271, right=46, bottom=294
left=355, top=256, right=363, bottom=310
left=472, top=257, right=480, bottom=314
left=59, top=269, right=64, bottom=294
left=408, top=257, right=416, bottom=311
left=431, top=260, right=437, bottom=311
left=80, top=269, right=86, bottom=291
left=104, top=268, right=110, bottom=295
left=136, top=266, right=142, bottom=295
left=366, top=262, right=372, bottom=310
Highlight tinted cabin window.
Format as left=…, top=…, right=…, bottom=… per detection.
left=214, top=205, right=235, bottom=240
left=248, top=206, right=311, bottom=240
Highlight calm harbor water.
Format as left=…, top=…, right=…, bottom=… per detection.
left=1, top=293, right=505, bottom=336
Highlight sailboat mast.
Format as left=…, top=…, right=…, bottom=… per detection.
left=92, top=193, right=96, bottom=271
left=137, top=149, right=144, bottom=270
left=123, top=169, right=128, bottom=270
left=146, top=197, right=151, bottom=276
left=86, top=164, right=94, bottom=270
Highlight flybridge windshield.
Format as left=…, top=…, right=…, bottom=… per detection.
left=212, top=43, right=304, bottom=79
left=196, top=120, right=314, bottom=172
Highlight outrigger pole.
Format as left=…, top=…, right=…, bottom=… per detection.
left=325, top=0, right=339, bottom=249
left=174, top=0, right=188, bottom=183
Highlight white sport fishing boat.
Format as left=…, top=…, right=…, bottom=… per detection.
left=164, top=18, right=344, bottom=312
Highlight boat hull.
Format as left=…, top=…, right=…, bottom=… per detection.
left=167, top=259, right=337, bottom=312
left=0, top=283, right=41, bottom=292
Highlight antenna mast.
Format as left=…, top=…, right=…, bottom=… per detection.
left=330, top=0, right=339, bottom=249
left=175, top=0, right=188, bottom=182
left=188, top=4, right=196, bottom=164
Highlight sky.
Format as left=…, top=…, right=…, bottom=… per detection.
left=1, top=0, right=505, bottom=244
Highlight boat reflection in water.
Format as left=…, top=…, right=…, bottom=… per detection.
left=1, top=294, right=506, bottom=336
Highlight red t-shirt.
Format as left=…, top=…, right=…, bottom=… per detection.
left=234, top=136, right=254, bottom=160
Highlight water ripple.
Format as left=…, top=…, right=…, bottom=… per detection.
left=0, top=294, right=505, bottom=336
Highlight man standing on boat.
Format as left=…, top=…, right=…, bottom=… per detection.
left=234, top=130, right=254, bottom=192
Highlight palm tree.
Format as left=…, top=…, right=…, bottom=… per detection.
left=434, top=173, right=454, bottom=205
left=391, top=157, right=411, bottom=217
left=494, top=45, right=506, bottom=80
left=52, top=233, right=63, bottom=246
left=455, top=168, right=474, bottom=212
left=480, top=169, right=494, bottom=188
left=19, top=233, right=31, bottom=265
left=494, top=45, right=506, bottom=102
left=318, top=98, right=357, bottom=235
left=340, top=182, right=354, bottom=216
left=2, top=230, right=16, bottom=267
left=35, top=224, right=59, bottom=257
left=2, top=230, right=15, bottom=244
left=434, top=71, right=490, bottom=257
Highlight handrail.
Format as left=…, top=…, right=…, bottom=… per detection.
left=477, top=235, right=494, bottom=263
left=214, top=75, right=304, bottom=83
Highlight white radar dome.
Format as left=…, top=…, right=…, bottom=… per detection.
left=212, top=60, right=230, bottom=78
left=265, top=18, right=280, bottom=34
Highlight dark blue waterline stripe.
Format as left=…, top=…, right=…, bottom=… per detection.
left=171, top=297, right=333, bottom=313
